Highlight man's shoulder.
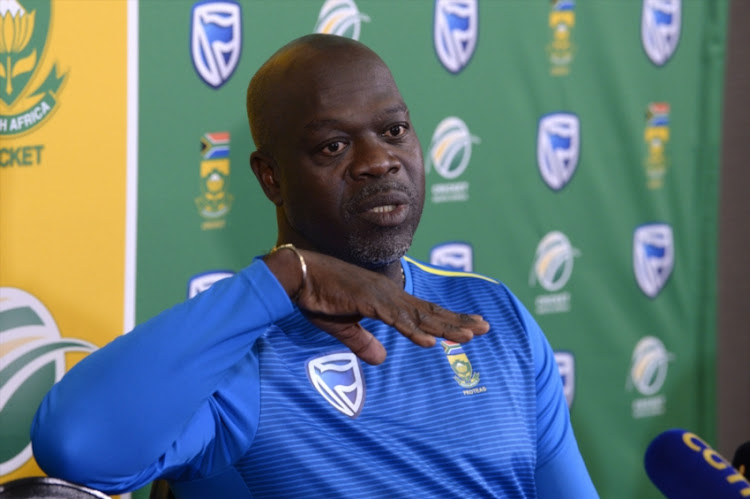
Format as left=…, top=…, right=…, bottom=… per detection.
left=403, top=255, right=508, bottom=295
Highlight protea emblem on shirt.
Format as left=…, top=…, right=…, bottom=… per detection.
left=441, top=340, right=479, bottom=388
left=306, top=351, right=365, bottom=418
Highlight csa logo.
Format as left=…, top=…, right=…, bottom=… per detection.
left=433, top=0, right=478, bottom=74
left=426, top=116, right=479, bottom=203
left=554, top=351, right=575, bottom=408
left=306, top=351, right=365, bottom=418
left=641, top=0, right=681, bottom=66
left=314, top=0, right=370, bottom=40
left=190, top=1, right=242, bottom=89
left=547, top=0, right=576, bottom=76
left=633, top=223, right=673, bottom=298
left=529, top=231, right=580, bottom=315
left=0, top=0, right=65, bottom=137
left=627, top=335, right=673, bottom=418
left=537, top=113, right=580, bottom=191
left=430, top=242, right=473, bottom=272
left=440, top=340, right=483, bottom=393
left=643, top=102, right=670, bottom=189
left=0, top=287, right=97, bottom=475
left=187, top=270, right=234, bottom=299
left=196, top=132, right=233, bottom=230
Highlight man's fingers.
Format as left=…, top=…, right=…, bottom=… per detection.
left=306, top=315, right=387, bottom=365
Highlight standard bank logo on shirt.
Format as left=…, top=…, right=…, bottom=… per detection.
left=430, top=242, right=473, bottom=272
left=313, top=0, right=370, bottom=40
left=641, top=0, right=681, bottom=66
left=307, top=351, right=365, bottom=418
left=537, top=113, right=580, bottom=191
left=190, top=1, right=242, bottom=89
left=433, top=0, right=478, bottom=74
left=633, top=223, right=673, bottom=298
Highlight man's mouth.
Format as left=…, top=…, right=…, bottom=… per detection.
left=369, top=205, right=398, bottom=214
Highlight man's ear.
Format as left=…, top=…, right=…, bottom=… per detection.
left=250, top=151, right=283, bottom=206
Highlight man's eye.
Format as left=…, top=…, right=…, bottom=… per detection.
left=384, top=124, right=407, bottom=137
left=323, top=141, right=344, bottom=154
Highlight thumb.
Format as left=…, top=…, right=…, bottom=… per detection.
left=305, top=315, right=387, bottom=365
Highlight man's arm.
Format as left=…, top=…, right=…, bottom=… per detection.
left=509, top=293, right=599, bottom=498
left=31, top=250, right=490, bottom=492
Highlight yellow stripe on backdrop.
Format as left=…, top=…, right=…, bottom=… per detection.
left=0, top=0, right=127, bottom=484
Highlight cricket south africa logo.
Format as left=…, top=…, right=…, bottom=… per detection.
left=433, top=0, right=478, bottom=74
left=0, top=288, right=97, bottom=475
left=529, top=231, right=580, bottom=315
left=627, top=335, right=673, bottom=418
left=0, top=0, right=65, bottom=136
left=190, top=1, right=242, bottom=89
left=633, top=223, right=673, bottom=298
left=440, top=341, right=482, bottom=393
left=546, top=0, right=576, bottom=76
left=537, top=113, right=580, bottom=191
left=314, top=0, right=370, bottom=40
left=426, top=116, right=479, bottom=203
left=307, top=351, right=365, bottom=418
left=641, top=0, right=681, bottom=66
left=196, top=131, right=233, bottom=230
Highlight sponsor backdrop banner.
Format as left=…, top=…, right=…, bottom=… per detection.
left=1, top=1, right=728, bottom=498
left=0, top=0, right=127, bottom=488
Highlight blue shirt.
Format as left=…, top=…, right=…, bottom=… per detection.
left=31, top=256, right=598, bottom=498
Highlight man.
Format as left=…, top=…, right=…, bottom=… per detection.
left=31, top=34, right=598, bottom=498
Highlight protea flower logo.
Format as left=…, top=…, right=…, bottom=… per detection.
left=313, top=0, right=370, bottom=40
left=0, top=0, right=65, bottom=137
left=190, top=1, right=242, bottom=89
left=427, top=117, right=479, bottom=180
left=529, top=231, right=580, bottom=292
left=0, top=288, right=97, bottom=475
left=433, top=0, right=478, bottom=74
left=628, top=336, right=672, bottom=396
left=537, top=113, right=580, bottom=191
left=641, top=0, right=681, bottom=66
left=633, top=223, right=674, bottom=298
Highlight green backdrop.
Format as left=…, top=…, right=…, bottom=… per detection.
left=135, top=1, right=727, bottom=497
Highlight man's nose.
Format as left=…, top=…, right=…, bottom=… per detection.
left=349, top=136, right=401, bottom=178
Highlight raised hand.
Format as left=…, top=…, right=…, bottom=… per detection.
left=264, top=246, right=490, bottom=365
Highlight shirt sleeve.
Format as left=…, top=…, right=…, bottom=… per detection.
left=509, top=293, right=599, bottom=498
left=30, top=259, right=295, bottom=494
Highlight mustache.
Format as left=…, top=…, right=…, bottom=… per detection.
left=345, top=181, right=416, bottom=209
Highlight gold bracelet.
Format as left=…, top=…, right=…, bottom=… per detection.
left=271, top=243, right=307, bottom=300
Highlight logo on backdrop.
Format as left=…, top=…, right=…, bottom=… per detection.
left=641, top=0, right=681, bottom=66
left=314, top=0, right=370, bottom=40
left=537, top=112, right=580, bottom=191
left=187, top=271, right=234, bottom=299
left=633, top=223, right=673, bottom=298
left=190, top=1, right=242, bottom=89
left=643, top=102, right=670, bottom=189
left=529, top=231, right=580, bottom=315
left=440, top=340, right=483, bottom=393
left=433, top=0, right=478, bottom=74
left=0, top=287, right=97, bottom=475
left=196, top=131, right=233, bottom=230
left=0, top=0, right=65, bottom=138
left=554, top=351, right=575, bottom=408
left=426, top=116, right=479, bottom=203
left=430, top=242, right=473, bottom=272
left=627, top=335, right=673, bottom=418
left=307, top=351, right=365, bottom=418
left=546, top=0, right=576, bottom=76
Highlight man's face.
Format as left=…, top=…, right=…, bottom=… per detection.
left=267, top=49, right=425, bottom=268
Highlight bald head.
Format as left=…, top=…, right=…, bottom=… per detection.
left=246, top=34, right=391, bottom=154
